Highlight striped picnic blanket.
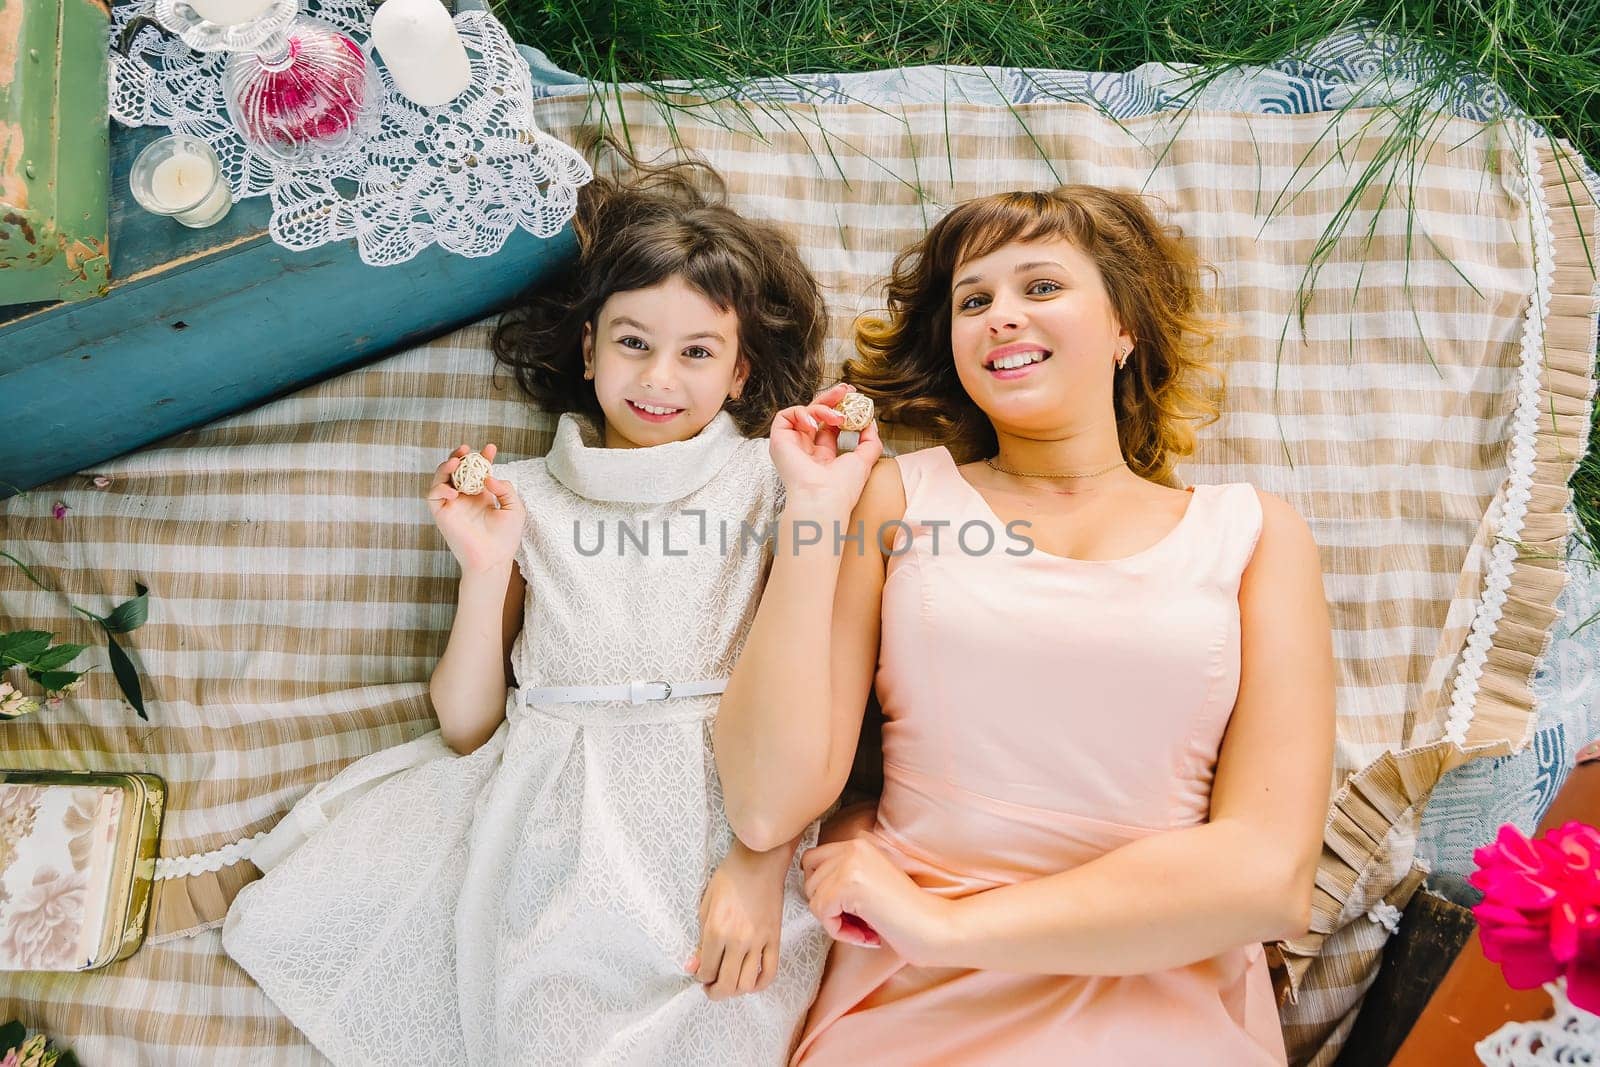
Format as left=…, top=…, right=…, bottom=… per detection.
left=2, top=62, right=1596, bottom=1067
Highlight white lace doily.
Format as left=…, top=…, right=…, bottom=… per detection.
left=1477, top=979, right=1600, bottom=1065
left=109, top=1, right=591, bottom=266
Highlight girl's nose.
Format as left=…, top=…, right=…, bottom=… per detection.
left=639, top=353, right=678, bottom=392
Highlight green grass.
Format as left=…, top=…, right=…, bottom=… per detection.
left=498, top=1, right=1596, bottom=167
left=493, top=0, right=1600, bottom=554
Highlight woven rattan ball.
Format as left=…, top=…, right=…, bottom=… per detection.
left=837, top=391, right=874, bottom=432
left=451, top=451, right=493, bottom=495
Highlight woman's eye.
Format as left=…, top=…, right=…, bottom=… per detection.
left=957, top=293, right=989, bottom=311
left=617, top=336, right=647, bottom=350
left=1028, top=280, right=1063, bottom=295
left=683, top=346, right=713, bottom=360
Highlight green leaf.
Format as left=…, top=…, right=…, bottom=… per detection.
left=0, top=631, right=53, bottom=666
left=0, top=1019, right=24, bottom=1050
left=105, top=634, right=147, bottom=720
left=25, top=670, right=80, bottom=692
left=29, top=643, right=88, bottom=672
left=101, top=584, right=150, bottom=634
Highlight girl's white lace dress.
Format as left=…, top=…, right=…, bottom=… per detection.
left=221, top=410, right=829, bottom=1066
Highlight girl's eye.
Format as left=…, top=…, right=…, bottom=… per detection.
left=683, top=346, right=713, bottom=360
left=617, top=336, right=648, bottom=350
left=956, top=293, right=989, bottom=311
left=1027, top=280, right=1063, bottom=296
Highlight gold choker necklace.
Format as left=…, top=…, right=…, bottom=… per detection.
left=984, top=456, right=1128, bottom=480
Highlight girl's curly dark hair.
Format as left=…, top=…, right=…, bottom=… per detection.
left=847, top=186, right=1226, bottom=486
left=492, top=139, right=826, bottom=438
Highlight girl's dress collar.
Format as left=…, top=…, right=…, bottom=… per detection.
left=544, top=409, right=748, bottom=504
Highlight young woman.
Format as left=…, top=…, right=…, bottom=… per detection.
left=716, top=186, right=1337, bottom=1065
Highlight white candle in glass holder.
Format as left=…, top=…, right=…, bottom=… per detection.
left=186, top=0, right=275, bottom=26
left=371, top=0, right=471, bottom=108
left=132, top=136, right=234, bottom=228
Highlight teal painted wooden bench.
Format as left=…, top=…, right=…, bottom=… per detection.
left=0, top=122, right=576, bottom=498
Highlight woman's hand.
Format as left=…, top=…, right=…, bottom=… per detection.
left=801, top=838, right=952, bottom=965
left=770, top=383, right=883, bottom=509
left=425, top=443, right=524, bottom=576
left=686, top=842, right=789, bottom=1001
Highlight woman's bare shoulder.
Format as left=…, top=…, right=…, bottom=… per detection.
left=858, top=455, right=907, bottom=519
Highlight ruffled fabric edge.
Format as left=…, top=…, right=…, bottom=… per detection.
left=1267, top=737, right=1502, bottom=1006
left=148, top=859, right=264, bottom=942
left=1447, top=135, right=1599, bottom=751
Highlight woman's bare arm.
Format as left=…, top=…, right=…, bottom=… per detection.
left=716, top=457, right=905, bottom=851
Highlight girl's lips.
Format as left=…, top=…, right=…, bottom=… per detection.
left=627, top=399, right=684, bottom=423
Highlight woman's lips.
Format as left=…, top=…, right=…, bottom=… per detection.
left=985, top=349, right=1052, bottom=380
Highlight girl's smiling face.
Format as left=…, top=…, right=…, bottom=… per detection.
left=948, top=237, right=1133, bottom=433
left=582, top=275, right=750, bottom=449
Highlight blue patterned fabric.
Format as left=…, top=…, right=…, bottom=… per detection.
left=507, top=18, right=1599, bottom=876
left=516, top=22, right=1527, bottom=128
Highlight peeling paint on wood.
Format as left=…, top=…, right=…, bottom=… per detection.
left=64, top=235, right=106, bottom=274
left=0, top=0, right=21, bottom=92
left=61, top=233, right=109, bottom=298
left=0, top=209, right=35, bottom=246
left=0, top=0, right=110, bottom=306
left=0, top=122, right=26, bottom=210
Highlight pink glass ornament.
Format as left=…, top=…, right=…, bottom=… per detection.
left=222, top=17, right=380, bottom=161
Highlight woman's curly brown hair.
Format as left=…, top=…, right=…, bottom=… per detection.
left=491, top=140, right=826, bottom=438
left=847, top=186, right=1226, bottom=485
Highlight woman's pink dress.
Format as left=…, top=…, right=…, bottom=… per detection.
left=792, top=446, right=1287, bottom=1066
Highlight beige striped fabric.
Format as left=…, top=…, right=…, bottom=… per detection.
left=0, top=91, right=1594, bottom=1066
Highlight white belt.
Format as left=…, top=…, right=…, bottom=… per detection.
left=520, top=678, right=729, bottom=706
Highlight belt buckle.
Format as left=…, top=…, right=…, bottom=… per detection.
left=629, top=680, right=673, bottom=704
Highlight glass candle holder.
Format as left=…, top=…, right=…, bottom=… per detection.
left=153, top=0, right=298, bottom=54
left=222, top=17, right=382, bottom=163
left=129, top=135, right=234, bottom=228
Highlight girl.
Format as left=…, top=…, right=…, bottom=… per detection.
left=222, top=157, right=841, bottom=1065
left=715, top=187, right=1337, bottom=1065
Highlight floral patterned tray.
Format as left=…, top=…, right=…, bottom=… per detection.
left=0, top=772, right=164, bottom=971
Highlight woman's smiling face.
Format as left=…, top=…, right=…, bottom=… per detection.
left=948, top=237, right=1132, bottom=432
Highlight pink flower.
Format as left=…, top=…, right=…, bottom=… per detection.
left=2, top=865, right=86, bottom=969
left=50, top=502, right=67, bottom=520
left=1471, top=821, right=1600, bottom=1012
left=91, top=476, right=111, bottom=489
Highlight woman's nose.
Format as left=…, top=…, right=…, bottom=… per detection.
left=984, top=293, right=1026, bottom=333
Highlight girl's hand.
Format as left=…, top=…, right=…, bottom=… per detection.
left=425, top=444, right=524, bottom=576
left=686, top=842, right=789, bottom=1001
left=770, top=383, right=883, bottom=509
left=801, top=838, right=952, bottom=966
